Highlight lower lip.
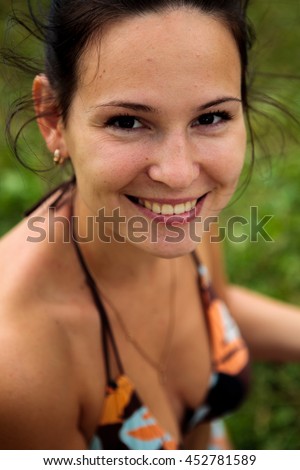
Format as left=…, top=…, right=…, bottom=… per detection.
left=128, top=195, right=208, bottom=225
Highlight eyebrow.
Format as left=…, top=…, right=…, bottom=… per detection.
left=92, top=97, right=242, bottom=113
left=197, top=97, right=242, bottom=110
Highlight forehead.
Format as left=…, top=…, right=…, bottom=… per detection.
left=77, top=8, right=241, bottom=107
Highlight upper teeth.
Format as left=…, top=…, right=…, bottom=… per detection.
left=139, top=199, right=198, bottom=215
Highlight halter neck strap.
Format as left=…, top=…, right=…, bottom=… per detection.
left=70, top=206, right=124, bottom=383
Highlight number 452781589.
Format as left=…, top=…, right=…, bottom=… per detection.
left=184, top=454, right=257, bottom=466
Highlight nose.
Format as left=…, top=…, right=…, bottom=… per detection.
left=147, top=132, right=200, bottom=190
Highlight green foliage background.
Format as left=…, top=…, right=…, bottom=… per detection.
left=1, top=0, right=300, bottom=449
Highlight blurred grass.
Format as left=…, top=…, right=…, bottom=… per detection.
left=1, top=0, right=300, bottom=449
left=223, top=158, right=300, bottom=449
left=222, top=0, right=300, bottom=449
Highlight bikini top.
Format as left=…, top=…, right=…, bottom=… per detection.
left=26, top=180, right=250, bottom=450
left=71, top=223, right=250, bottom=451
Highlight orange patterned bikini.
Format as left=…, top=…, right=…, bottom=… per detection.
left=72, top=238, right=250, bottom=450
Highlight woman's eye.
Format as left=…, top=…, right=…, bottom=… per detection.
left=194, top=111, right=232, bottom=127
left=106, top=115, right=143, bottom=130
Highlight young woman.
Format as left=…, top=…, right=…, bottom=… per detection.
left=1, top=0, right=300, bottom=450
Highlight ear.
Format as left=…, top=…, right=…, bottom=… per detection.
left=32, top=74, right=68, bottom=157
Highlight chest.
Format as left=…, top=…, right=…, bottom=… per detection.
left=74, top=266, right=213, bottom=445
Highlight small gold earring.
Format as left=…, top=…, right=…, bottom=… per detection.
left=53, top=149, right=64, bottom=166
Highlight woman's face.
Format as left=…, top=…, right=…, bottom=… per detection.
left=59, top=8, right=246, bottom=257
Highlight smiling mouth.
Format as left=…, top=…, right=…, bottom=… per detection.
left=126, top=195, right=205, bottom=216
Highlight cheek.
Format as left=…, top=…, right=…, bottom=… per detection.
left=203, top=129, right=246, bottom=186
left=71, top=136, right=148, bottom=192
left=72, top=133, right=140, bottom=177
left=99, top=147, right=147, bottom=186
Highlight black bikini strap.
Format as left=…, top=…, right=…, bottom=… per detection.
left=25, top=176, right=76, bottom=216
left=191, top=250, right=201, bottom=269
left=70, top=216, right=124, bottom=381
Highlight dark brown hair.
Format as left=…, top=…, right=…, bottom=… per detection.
left=3, top=0, right=254, bottom=172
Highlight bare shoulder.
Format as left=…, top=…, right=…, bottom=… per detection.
left=0, top=192, right=72, bottom=301
left=0, top=305, right=86, bottom=449
left=0, top=198, right=99, bottom=449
